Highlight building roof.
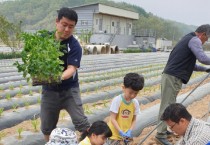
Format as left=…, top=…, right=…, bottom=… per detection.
left=70, top=3, right=139, bottom=20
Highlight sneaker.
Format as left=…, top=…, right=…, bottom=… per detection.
left=155, top=137, right=172, bottom=145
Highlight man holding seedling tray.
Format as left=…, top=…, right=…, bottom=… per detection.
left=40, top=7, right=90, bottom=142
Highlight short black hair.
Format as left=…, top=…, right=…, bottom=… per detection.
left=124, top=73, right=144, bottom=91
left=161, top=103, right=192, bottom=123
left=195, top=24, right=210, bottom=36
left=57, top=7, right=78, bottom=24
left=79, top=120, right=112, bottom=141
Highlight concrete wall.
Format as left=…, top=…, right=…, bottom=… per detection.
left=90, top=34, right=134, bottom=48
left=72, top=5, right=97, bottom=33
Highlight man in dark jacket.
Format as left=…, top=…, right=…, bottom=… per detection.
left=155, top=24, right=210, bottom=145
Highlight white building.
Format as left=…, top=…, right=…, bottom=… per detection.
left=71, top=3, right=139, bottom=48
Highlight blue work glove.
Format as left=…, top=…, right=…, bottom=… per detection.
left=125, top=130, right=132, bottom=138
left=119, top=130, right=127, bottom=137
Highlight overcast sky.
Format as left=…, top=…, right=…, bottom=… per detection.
left=113, top=0, right=210, bottom=26
left=1, top=0, right=209, bottom=26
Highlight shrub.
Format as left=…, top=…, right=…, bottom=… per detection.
left=14, top=30, right=64, bottom=85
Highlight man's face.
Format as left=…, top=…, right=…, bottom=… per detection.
left=55, top=16, right=76, bottom=40
left=200, top=32, right=209, bottom=44
left=166, top=118, right=188, bottom=136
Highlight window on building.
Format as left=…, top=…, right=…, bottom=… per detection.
left=81, top=20, right=88, bottom=26
left=99, top=19, right=103, bottom=31
left=112, top=22, right=115, bottom=27
left=96, top=19, right=98, bottom=25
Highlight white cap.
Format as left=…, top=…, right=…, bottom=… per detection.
left=45, top=128, right=78, bottom=145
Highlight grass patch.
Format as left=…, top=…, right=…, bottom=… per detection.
left=123, top=48, right=152, bottom=53
left=0, top=52, right=21, bottom=59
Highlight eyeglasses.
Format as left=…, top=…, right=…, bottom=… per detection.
left=168, top=122, right=177, bottom=130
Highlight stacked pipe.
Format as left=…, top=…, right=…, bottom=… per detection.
left=83, top=44, right=119, bottom=55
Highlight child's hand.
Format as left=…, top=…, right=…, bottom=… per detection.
left=125, top=130, right=132, bottom=138
left=119, top=130, right=127, bottom=137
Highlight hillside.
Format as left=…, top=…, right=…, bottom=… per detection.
left=0, top=0, right=196, bottom=41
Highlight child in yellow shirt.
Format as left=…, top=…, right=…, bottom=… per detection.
left=79, top=120, right=112, bottom=145
left=108, top=73, right=144, bottom=143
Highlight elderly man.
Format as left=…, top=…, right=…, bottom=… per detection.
left=160, top=103, right=210, bottom=145
left=156, top=24, right=210, bottom=144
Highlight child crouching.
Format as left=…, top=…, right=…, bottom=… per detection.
left=79, top=120, right=112, bottom=145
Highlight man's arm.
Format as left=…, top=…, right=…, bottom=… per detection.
left=194, top=64, right=207, bottom=71
left=189, top=37, right=210, bottom=71
left=61, top=65, right=77, bottom=80
left=189, top=37, right=210, bottom=65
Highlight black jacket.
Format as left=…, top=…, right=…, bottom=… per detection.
left=163, top=32, right=196, bottom=84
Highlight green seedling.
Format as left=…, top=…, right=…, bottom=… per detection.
left=5, top=93, right=11, bottom=100
left=92, top=102, right=97, bottom=109
left=86, top=88, right=89, bottom=94
left=84, top=105, right=92, bottom=114
left=9, top=85, right=14, bottom=90
left=94, top=86, right=98, bottom=93
left=24, top=101, right=30, bottom=108
left=19, top=84, right=23, bottom=89
left=114, top=80, right=117, bottom=86
left=13, top=30, right=64, bottom=85
left=17, top=127, right=23, bottom=139
left=0, top=108, right=4, bottom=116
left=29, top=90, right=33, bottom=96
left=80, top=80, right=83, bottom=84
left=37, top=96, right=41, bottom=104
left=103, top=100, right=108, bottom=107
left=16, top=89, right=22, bottom=97
left=12, top=103, right=19, bottom=111
left=0, top=131, right=5, bottom=141
left=31, top=119, right=39, bottom=132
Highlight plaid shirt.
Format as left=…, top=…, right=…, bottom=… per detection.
left=178, top=118, right=210, bottom=145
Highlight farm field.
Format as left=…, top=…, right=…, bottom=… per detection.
left=0, top=52, right=210, bottom=145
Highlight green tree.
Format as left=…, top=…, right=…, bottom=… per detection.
left=0, top=15, right=22, bottom=52
left=0, top=0, right=196, bottom=41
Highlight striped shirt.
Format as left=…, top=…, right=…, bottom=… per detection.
left=178, top=118, right=210, bottom=145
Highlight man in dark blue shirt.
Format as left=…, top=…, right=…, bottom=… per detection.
left=155, top=24, right=210, bottom=145
left=40, top=7, right=90, bottom=142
